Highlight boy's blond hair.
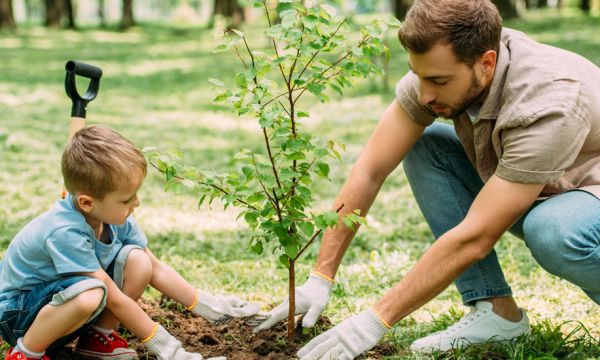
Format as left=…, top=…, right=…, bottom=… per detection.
left=62, top=125, right=147, bottom=199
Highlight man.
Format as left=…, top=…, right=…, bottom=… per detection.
left=255, top=0, right=600, bottom=358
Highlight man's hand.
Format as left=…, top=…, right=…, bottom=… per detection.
left=190, top=289, right=261, bottom=324
left=297, top=309, right=389, bottom=360
left=253, top=273, right=334, bottom=332
left=145, top=324, right=226, bottom=360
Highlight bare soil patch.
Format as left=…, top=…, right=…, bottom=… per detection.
left=2, top=298, right=397, bottom=359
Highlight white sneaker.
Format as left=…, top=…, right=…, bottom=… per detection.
left=410, top=301, right=530, bottom=353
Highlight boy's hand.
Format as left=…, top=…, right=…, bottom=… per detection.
left=145, top=324, right=226, bottom=360
left=191, top=289, right=261, bottom=324
left=254, top=273, right=333, bottom=332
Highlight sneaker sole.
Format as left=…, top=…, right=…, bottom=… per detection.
left=74, top=349, right=138, bottom=360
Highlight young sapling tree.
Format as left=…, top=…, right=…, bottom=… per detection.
left=147, top=0, right=395, bottom=343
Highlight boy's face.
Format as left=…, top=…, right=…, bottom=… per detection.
left=81, top=169, right=144, bottom=226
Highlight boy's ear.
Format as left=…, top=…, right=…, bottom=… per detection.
left=76, top=194, right=95, bottom=214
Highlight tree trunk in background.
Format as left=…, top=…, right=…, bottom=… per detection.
left=121, top=0, right=134, bottom=29
left=580, top=0, right=590, bottom=12
left=538, top=0, right=548, bottom=7
left=45, top=0, right=64, bottom=27
left=98, top=0, right=105, bottom=27
left=0, top=0, right=16, bottom=29
left=212, top=0, right=244, bottom=29
left=493, top=0, right=519, bottom=19
left=64, top=0, right=75, bottom=28
left=391, top=0, right=412, bottom=21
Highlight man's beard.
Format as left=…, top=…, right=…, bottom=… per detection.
left=431, top=72, right=484, bottom=119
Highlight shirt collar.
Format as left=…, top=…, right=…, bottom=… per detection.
left=478, top=40, right=510, bottom=120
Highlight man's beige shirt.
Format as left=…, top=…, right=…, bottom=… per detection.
left=395, top=28, right=600, bottom=199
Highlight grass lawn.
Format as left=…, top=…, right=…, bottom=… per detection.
left=1, top=9, right=600, bottom=359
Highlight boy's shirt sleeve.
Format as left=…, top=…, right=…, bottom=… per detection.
left=122, top=216, right=148, bottom=248
left=45, top=227, right=101, bottom=274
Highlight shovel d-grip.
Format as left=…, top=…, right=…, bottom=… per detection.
left=62, top=60, right=103, bottom=198
left=65, top=60, right=102, bottom=118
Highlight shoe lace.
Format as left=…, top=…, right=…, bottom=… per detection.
left=443, top=306, right=489, bottom=334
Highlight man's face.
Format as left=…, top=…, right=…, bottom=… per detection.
left=408, top=43, right=488, bottom=119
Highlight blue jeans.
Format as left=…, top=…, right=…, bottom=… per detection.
left=0, top=244, right=140, bottom=350
left=403, top=122, right=600, bottom=305
left=0, top=276, right=106, bottom=352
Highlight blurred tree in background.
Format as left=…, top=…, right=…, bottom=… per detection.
left=0, top=0, right=16, bottom=29
left=1, top=0, right=599, bottom=31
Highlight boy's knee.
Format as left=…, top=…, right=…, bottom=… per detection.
left=124, top=248, right=153, bottom=282
left=73, top=287, right=105, bottom=316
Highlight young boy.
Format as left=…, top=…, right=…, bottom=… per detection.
left=0, top=125, right=260, bottom=360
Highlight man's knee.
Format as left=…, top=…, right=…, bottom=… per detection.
left=524, top=212, right=597, bottom=277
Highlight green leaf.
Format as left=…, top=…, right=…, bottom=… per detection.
left=209, top=78, right=225, bottom=87
left=231, top=29, right=244, bottom=38
left=298, top=222, right=314, bottom=237
left=241, top=166, right=254, bottom=179
left=316, top=162, right=330, bottom=178
left=213, top=92, right=229, bottom=102
left=280, top=9, right=297, bottom=28
left=251, top=240, right=264, bottom=255
left=297, top=111, right=310, bottom=118
left=387, top=16, right=402, bottom=27
left=182, top=179, right=195, bottom=189
left=279, top=254, right=290, bottom=268
left=307, top=82, right=325, bottom=96
left=265, top=24, right=284, bottom=38
left=285, top=243, right=299, bottom=259
left=235, top=72, right=248, bottom=88
left=244, top=211, right=259, bottom=227
left=329, top=83, right=343, bottom=96
left=323, top=211, right=339, bottom=227
left=247, top=192, right=266, bottom=203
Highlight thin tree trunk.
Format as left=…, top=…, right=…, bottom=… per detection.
left=45, top=0, right=64, bottom=28
left=121, top=0, right=134, bottom=29
left=391, top=0, right=411, bottom=21
left=64, top=0, right=75, bottom=28
left=212, top=0, right=244, bottom=29
left=0, top=0, right=16, bottom=29
left=98, top=0, right=105, bottom=27
left=493, top=0, right=519, bottom=19
left=287, top=260, right=295, bottom=343
left=581, top=0, right=590, bottom=12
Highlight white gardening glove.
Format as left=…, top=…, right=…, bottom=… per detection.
left=297, top=309, right=390, bottom=360
left=191, top=289, right=261, bottom=324
left=144, top=324, right=226, bottom=360
left=253, top=273, right=333, bottom=332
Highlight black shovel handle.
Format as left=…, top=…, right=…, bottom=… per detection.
left=65, top=60, right=102, bottom=118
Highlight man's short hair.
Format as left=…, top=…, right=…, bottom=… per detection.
left=398, top=0, right=502, bottom=65
left=62, top=125, right=147, bottom=199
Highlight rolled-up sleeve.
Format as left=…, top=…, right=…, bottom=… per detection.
left=395, top=71, right=436, bottom=126
left=496, top=112, right=590, bottom=184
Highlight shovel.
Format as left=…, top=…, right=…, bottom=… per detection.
left=62, top=60, right=102, bottom=198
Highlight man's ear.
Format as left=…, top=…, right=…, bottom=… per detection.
left=480, top=50, right=497, bottom=77
left=76, top=194, right=95, bottom=214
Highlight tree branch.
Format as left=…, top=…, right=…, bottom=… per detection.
left=149, top=161, right=257, bottom=210
left=293, top=203, right=345, bottom=261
